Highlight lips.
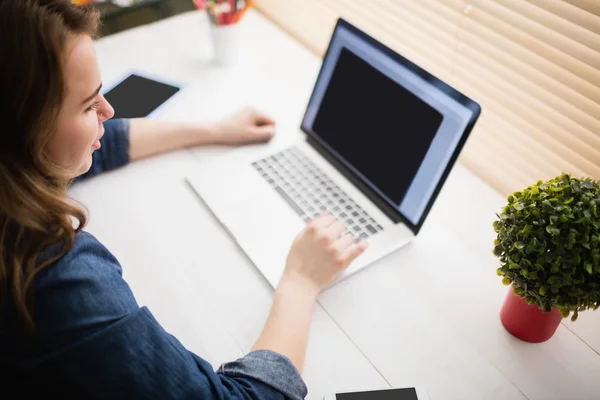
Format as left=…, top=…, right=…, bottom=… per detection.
left=92, top=128, right=104, bottom=150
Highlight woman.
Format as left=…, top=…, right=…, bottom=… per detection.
left=0, top=1, right=368, bottom=398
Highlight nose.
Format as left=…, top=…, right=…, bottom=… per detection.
left=98, top=94, right=115, bottom=121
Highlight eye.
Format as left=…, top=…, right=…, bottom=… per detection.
left=85, top=100, right=100, bottom=113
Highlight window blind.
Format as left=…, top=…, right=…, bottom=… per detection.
left=255, top=0, right=600, bottom=195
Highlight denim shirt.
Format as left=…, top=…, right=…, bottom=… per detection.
left=1, top=119, right=308, bottom=399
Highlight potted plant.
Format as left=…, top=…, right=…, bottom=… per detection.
left=493, top=173, right=600, bottom=343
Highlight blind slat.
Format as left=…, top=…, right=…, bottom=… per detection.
left=377, top=0, right=600, bottom=105
left=254, top=0, right=600, bottom=195
left=488, top=0, right=600, bottom=59
left=563, top=0, right=600, bottom=17
left=478, top=130, right=555, bottom=182
left=435, top=0, right=600, bottom=105
left=461, top=133, right=542, bottom=193
left=321, top=0, right=455, bottom=73
left=377, top=0, right=600, bottom=127
left=460, top=147, right=536, bottom=196
left=255, top=0, right=336, bottom=55
left=500, top=0, right=600, bottom=52
left=442, top=0, right=600, bottom=87
left=525, top=0, right=600, bottom=35
left=457, top=74, right=600, bottom=166
left=476, top=115, right=586, bottom=179
left=456, top=78, right=600, bottom=178
left=458, top=42, right=600, bottom=124
left=453, top=55, right=600, bottom=136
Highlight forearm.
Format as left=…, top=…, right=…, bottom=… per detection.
left=129, top=119, right=219, bottom=161
left=251, top=279, right=318, bottom=374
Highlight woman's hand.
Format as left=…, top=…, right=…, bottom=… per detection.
left=251, top=213, right=368, bottom=372
left=129, top=108, right=275, bottom=160
left=281, top=213, right=369, bottom=297
left=213, top=107, right=276, bottom=146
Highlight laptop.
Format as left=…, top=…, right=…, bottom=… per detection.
left=185, top=18, right=481, bottom=289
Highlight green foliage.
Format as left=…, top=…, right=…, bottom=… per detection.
left=493, top=174, right=600, bottom=321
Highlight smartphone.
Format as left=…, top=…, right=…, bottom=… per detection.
left=324, top=386, right=429, bottom=400
left=102, top=73, right=181, bottom=119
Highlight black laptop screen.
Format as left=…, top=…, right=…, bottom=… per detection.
left=313, top=47, right=443, bottom=206
left=301, top=21, right=479, bottom=229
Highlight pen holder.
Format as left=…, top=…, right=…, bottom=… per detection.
left=209, top=22, right=240, bottom=66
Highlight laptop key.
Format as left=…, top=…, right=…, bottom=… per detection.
left=274, top=186, right=304, bottom=216
left=255, top=148, right=383, bottom=234
left=356, top=232, right=369, bottom=243
left=366, top=225, right=377, bottom=234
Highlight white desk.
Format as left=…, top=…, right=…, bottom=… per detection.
left=70, top=10, right=600, bottom=400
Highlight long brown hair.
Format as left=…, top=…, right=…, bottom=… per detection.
left=0, top=0, right=99, bottom=330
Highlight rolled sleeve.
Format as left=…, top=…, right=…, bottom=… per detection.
left=217, top=350, right=308, bottom=400
left=12, top=232, right=305, bottom=399
left=77, top=119, right=131, bottom=181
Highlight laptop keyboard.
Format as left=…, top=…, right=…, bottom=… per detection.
left=251, top=147, right=384, bottom=239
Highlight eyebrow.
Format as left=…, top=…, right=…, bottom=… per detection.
left=81, top=83, right=103, bottom=105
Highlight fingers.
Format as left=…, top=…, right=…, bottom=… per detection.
left=310, top=212, right=336, bottom=228
left=327, top=220, right=346, bottom=238
left=249, top=108, right=276, bottom=126
left=250, top=124, right=276, bottom=142
left=334, top=233, right=357, bottom=250
left=342, top=239, right=369, bottom=265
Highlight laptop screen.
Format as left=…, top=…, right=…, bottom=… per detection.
left=301, top=20, right=479, bottom=231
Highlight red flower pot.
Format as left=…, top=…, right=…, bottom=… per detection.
left=500, top=288, right=562, bottom=343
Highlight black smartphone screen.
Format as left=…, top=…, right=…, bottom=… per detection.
left=336, top=387, right=419, bottom=400
left=103, top=74, right=180, bottom=119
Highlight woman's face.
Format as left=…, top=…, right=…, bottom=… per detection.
left=46, top=35, right=114, bottom=178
